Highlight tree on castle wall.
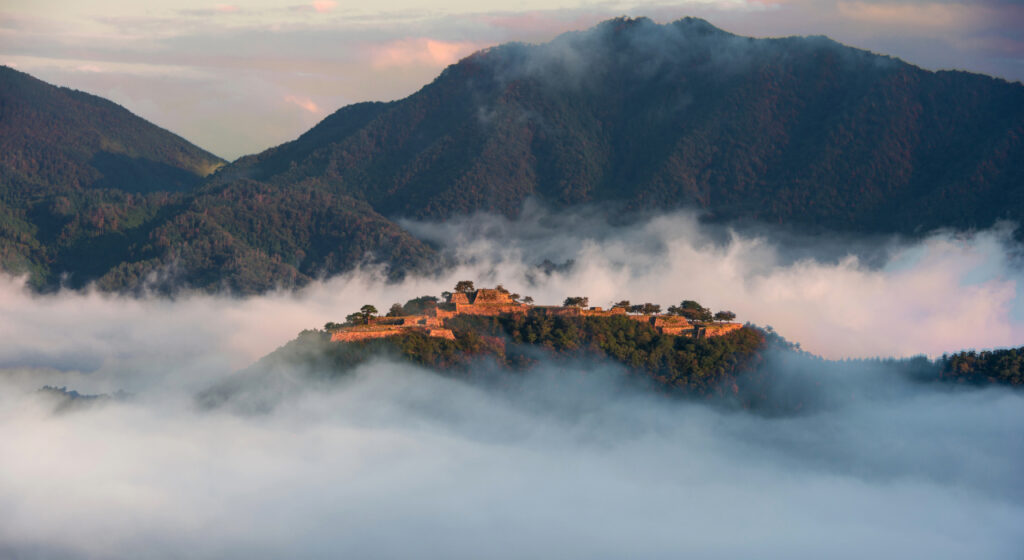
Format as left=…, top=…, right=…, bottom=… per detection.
left=563, top=296, right=589, bottom=308
left=670, top=300, right=713, bottom=322
left=630, top=303, right=661, bottom=314
left=454, top=281, right=475, bottom=293
left=714, top=310, right=737, bottom=322
left=403, top=296, right=439, bottom=315
left=360, top=305, right=378, bottom=322
left=346, top=304, right=378, bottom=325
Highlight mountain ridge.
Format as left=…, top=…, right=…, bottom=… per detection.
left=224, top=16, right=1024, bottom=236
left=2, top=17, right=1023, bottom=293
left=0, top=65, right=225, bottom=193
left=0, top=68, right=436, bottom=292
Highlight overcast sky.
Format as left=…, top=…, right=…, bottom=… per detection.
left=2, top=0, right=1022, bottom=160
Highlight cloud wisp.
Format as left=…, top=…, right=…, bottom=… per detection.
left=404, top=205, right=1024, bottom=359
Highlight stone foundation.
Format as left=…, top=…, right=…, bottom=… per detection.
left=331, top=329, right=403, bottom=342
left=330, top=287, right=743, bottom=344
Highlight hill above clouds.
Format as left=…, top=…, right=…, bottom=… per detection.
left=228, top=17, right=1024, bottom=235
left=2, top=17, right=1024, bottom=293
left=0, top=67, right=435, bottom=292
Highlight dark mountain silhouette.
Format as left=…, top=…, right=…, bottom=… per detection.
left=3, top=17, right=1024, bottom=293
left=0, top=68, right=435, bottom=292
left=228, top=17, right=1024, bottom=235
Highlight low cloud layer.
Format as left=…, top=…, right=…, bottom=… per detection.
left=1, top=208, right=1022, bottom=557
left=1, top=354, right=1022, bottom=558
left=405, top=206, right=1024, bottom=359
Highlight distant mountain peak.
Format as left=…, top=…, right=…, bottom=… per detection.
left=4, top=18, right=1024, bottom=295
left=228, top=16, right=1024, bottom=238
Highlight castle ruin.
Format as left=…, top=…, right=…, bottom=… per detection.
left=328, top=287, right=741, bottom=342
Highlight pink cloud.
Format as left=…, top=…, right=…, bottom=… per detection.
left=312, top=1, right=336, bottom=13
left=836, top=2, right=984, bottom=28
left=370, top=38, right=480, bottom=69
left=284, top=95, right=320, bottom=113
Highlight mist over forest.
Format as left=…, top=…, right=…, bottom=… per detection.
left=1, top=208, right=1022, bottom=558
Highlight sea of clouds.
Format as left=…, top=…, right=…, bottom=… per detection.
left=1, top=208, right=1022, bottom=558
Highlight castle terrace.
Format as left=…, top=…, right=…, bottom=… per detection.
left=328, top=287, right=741, bottom=342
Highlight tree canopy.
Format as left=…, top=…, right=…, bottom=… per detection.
left=563, top=296, right=590, bottom=308
left=629, top=303, right=661, bottom=314
left=714, top=310, right=737, bottom=322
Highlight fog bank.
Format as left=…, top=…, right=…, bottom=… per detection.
left=1, top=354, right=1022, bottom=559
left=1, top=206, right=1022, bottom=557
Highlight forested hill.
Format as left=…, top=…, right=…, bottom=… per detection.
left=204, top=315, right=1022, bottom=415
left=225, top=17, right=1024, bottom=236
left=0, top=68, right=437, bottom=292
left=0, top=66, right=225, bottom=195
left=4, top=16, right=1024, bottom=293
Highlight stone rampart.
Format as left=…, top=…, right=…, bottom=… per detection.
left=580, top=307, right=627, bottom=317
left=454, top=303, right=527, bottom=316
left=427, top=328, right=456, bottom=340
left=703, top=323, right=743, bottom=337
left=331, top=328, right=403, bottom=342
left=332, top=289, right=741, bottom=344
left=660, top=326, right=696, bottom=336
left=401, top=315, right=444, bottom=327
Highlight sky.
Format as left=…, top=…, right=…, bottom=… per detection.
left=2, top=0, right=1022, bottom=160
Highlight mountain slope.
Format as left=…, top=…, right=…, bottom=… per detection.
left=228, top=17, right=1024, bottom=235
left=0, top=65, right=225, bottom=195
left=80, top=181, right=439, bottom=293
left=0, top=68, right=436, bottom=292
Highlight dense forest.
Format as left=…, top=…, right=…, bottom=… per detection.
left=219, top=317, right=1023, bottom=421
left=0, top=66, right=437, bottom=292
left=220, top=296, right=1023, bottom=413
left=249, top=313, right=767, bottom=399
left=939, top=347, right=1024, bottom=386
left=4, top=17, right=1024, bottom=293
left=227, top=17, right=1024, bottom=235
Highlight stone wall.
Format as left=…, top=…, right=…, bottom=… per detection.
left=400, top=315, right=443, bottom=327
left=331, top=325, right=455, bottom=342
left=330, top=328, right=403, bottom=342
left=427, top=328, right=456, bottom=340
left=434, top=307, right=458, bottom=319
left=703, top=323, right=743, bottom=337
left=454, top=303, right=527, bottom=316
left=471, top=289, right=514, bottom=304
left=660, top=326, right=696, bottom=336
left=331, top=292, right=741, bottom=344
left=652, top=316, right=692, bottom=329
left=580, top=307, right=627, bottom=317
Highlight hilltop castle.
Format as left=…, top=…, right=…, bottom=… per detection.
left=329, top=286, right=741, bottom=342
